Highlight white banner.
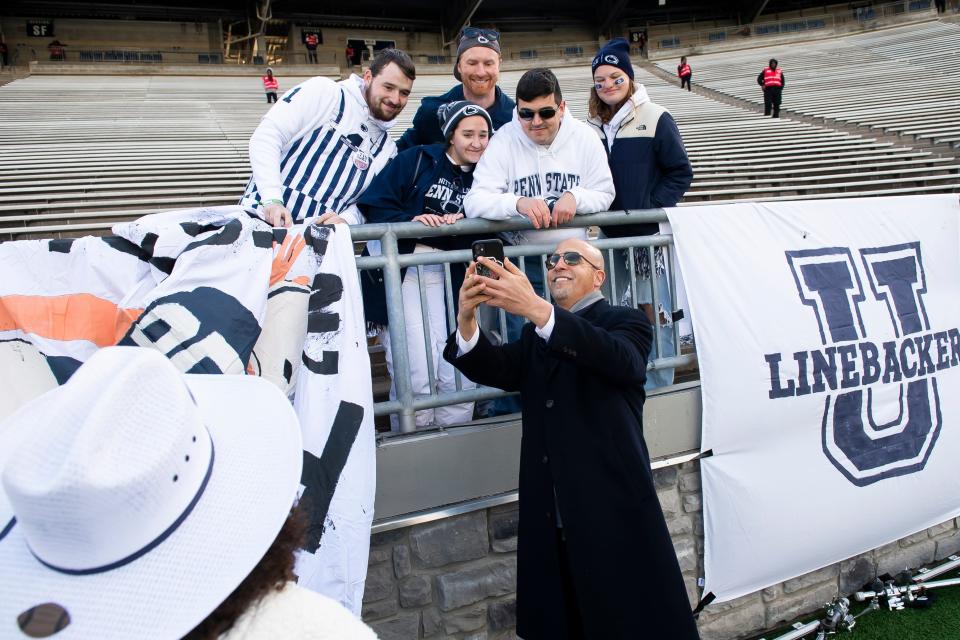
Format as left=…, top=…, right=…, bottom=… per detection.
left=0, top=206, right=374, bottom=613
left=668, top=195, right=960, bottom=603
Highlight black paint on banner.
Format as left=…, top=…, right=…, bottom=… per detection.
left=300, top=400, right=365, bottom=553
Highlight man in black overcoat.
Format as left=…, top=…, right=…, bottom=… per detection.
left=444, top=238, right=700, bottom=639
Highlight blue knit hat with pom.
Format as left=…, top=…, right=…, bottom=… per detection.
left=592, top=38, right=634, bottom=80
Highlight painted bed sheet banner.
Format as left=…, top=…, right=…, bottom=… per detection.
left=0, top=205, right=374, bottom=614
left=667, top=194, right=960, bottom=603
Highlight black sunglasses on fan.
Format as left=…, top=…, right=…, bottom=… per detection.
left=545, top=251, right=601, bottom=271
left=517, top=106, right=558, bottom=121
left=460, top=27, right=500, bottom=42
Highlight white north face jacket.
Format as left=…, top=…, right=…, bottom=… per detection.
left=464, top=109, right=615, bottom=246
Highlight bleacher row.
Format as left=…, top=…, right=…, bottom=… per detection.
left=659, top=20, right=960, bottom=148
left=1, top=19, right=958, bottom=241
left=0, top=74, right=317, bottom=238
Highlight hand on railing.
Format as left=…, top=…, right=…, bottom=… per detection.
left=516, top=198, right=553, bottom=229
left=412, top=213, right=463, bottom=227
left=551, top=192, right=577, bottom=226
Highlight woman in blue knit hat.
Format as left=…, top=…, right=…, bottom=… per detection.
left=358, top=101, right=493, bottom=429
left=587, top=37, right=694, bottom=390
left=581, top=43, right=700, bottom=640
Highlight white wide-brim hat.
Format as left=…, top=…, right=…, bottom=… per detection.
left=0, top=347, right=303, bottom=640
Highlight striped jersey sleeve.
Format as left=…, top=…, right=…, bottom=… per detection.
left=242, top=77, right=396, bottom=223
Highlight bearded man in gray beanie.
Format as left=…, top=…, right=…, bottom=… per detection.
left=397, top=27, right=515, bottom=151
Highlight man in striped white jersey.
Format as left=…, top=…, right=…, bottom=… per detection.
left=241, top=49, right=416, bottom=228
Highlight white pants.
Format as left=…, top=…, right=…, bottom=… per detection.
left=381, top=249, right=475, bottom=430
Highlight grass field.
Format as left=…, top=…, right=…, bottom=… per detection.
left=756, top=584, right=960, bottom=639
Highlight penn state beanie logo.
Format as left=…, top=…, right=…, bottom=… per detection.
left=591, top=38, right=635, bottom=80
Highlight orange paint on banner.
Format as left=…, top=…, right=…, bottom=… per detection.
left=0, top=294, right=144, bottom=347
left=270, top=234, right=307, bottom=286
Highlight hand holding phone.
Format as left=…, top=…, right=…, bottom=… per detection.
left=472, top=239, right=505, bottom=279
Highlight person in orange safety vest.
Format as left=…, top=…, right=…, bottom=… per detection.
left=677, top=56, right=692, bottom=91
left=756, top=58, right=785, bottom=118
left=262, top=68, right=279, bottom=104
left=304, top=32, right=319, bottom=64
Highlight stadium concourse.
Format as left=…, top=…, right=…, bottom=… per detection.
left=2, top=20, right=960, bottom=242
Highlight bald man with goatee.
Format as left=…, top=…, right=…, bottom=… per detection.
left=444, top=238, right=701, bottom=639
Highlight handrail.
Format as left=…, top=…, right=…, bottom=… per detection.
left=349, top=208, right=669, bottom=241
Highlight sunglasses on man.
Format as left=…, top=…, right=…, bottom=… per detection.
left=461, top=27, right=500, bottom=42
left=517, top=106, right=559, bottom=121
left=545, top=251, right=601, bottom=271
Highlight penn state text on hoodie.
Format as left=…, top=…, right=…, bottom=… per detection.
left=464, top=109, right=615, bottom=246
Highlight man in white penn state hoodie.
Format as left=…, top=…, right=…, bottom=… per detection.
left=464, top=68, right=615, bottom=247
left=241, top=48, right=415, bottom=228
left=464, top=68, right=614, bottom=416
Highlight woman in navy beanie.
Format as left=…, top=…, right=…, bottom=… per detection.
left=357, top=102, right=493, bottom=429
left=587, top=39, right=694, bottom=387
left=584, top=45, right=700, bottom=640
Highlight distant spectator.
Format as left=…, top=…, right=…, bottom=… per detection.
left=935, top=0, right=946, bottom=13
left=304, top=32, right=319, bottom=64
left=262, top=67, right=279, bottom=103
left=358, top=102, right=494, bottom=429
left=345, top=43, right=355, bottom=66
left=0, top=40, right=8, bottom=68
left=757, top=57, right=785, bottom=117
left=678, top=55, right=692, bottom=91
left=396, top=27, right=514, bottom=151
left=48, top=40, right=65, bottom=62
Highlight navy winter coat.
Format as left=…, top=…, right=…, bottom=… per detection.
left=588, top=93, right=693, bottom=237
left=444, top=300, right=701, bottom=639
left=396, top=85, right=515, bottom=151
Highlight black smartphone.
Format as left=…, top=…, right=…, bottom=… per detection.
left=472, top=239, right=504, bottom=279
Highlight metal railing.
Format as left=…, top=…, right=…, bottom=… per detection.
left=352, top=210, right=696, bottom=434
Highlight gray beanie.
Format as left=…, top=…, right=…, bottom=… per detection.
left=453, top=28, right=501, bottom=81
left=437, top=101, right=493, bottom=140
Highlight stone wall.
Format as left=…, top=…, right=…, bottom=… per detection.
left=362, top=460, right=960, bottom=639
left=362, top=507, right=519, bottom=640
